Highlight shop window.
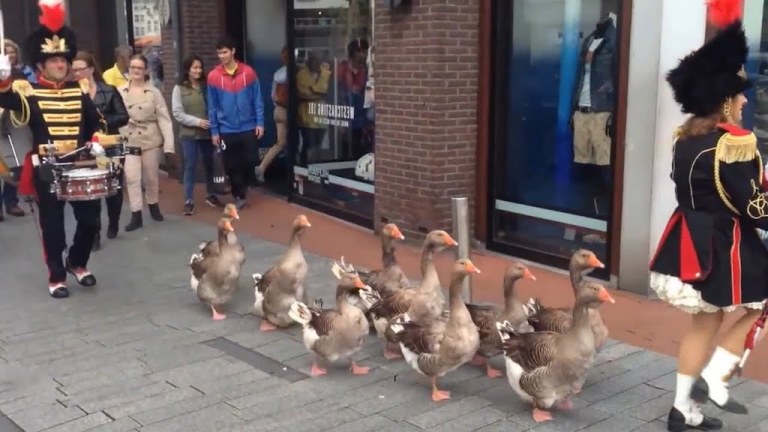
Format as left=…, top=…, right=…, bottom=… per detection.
left=128, top=0, right=165, bottom=89
left=290, top=0, right=375, bottom=225
left=742, top=1, right=768, bottom=161
left=489, top=0, right=623, bottom=275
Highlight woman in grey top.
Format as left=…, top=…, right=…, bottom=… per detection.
left=171, top=55, right=224, bottom=215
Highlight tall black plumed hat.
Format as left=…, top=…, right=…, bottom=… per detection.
left=667, top=0, right=750, bottom=117
left=24, top=0, right=77, bottom=65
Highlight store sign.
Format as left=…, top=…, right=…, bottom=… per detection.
left=294, top=0, right=348, bottom=9
left=307, top=165, right=330, bottom=184
left=307, top=102, right=355, bottom=128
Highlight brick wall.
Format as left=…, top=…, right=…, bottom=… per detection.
left=374, top=1, right=480, bottom=241
left=158, top=0, right=224, bottom=179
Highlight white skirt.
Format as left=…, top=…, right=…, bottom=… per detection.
left=649, top=272, right=765, bottom=314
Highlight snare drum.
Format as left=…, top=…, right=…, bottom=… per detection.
left=55, top=168, right=119, bottom=201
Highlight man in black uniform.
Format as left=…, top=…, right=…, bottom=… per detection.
left=0, top=0, right=102, bottom=298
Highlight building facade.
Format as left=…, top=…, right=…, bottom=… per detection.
left=5, top=0, right=767, bottom=297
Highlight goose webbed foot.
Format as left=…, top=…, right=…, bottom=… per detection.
left=532, top=407, right=553, bottom=423
left=210, top=305, right=227, bottom=321
left=383, top=344, right=402, bottom=359
left=349, top=361, right=370, bottom=375
left=259, top=320, right=277, bottom=331
left=430, top=376, right=451, bottom=402
left=485, top=362, right=503, bottom=378
left=310, top=362, right=327, bottom=377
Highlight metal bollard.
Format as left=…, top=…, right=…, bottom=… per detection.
left=451, top=197, right=472, bottom=301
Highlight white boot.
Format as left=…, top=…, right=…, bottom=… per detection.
left=692, top=346, right=748, bottom=414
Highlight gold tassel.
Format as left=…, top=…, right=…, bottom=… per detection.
left=714, top=132, right=758, bottom=163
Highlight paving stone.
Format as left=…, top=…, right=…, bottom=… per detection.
left=103, top=387, right=202, bottom=419
left=5, top=402, right=85, bottom=432
left=407, top=395, right=491, bottom=429
left=85, top=417, right=142, bottom=432
left=425, top=406, right=508, bottom=432
left=135, top=403, right=244, bottom=432
left=38, top=412, right=112, bottom=432
left=328, top=414, right=398, bottom=432
left=1, top=211, right=767, bottom=432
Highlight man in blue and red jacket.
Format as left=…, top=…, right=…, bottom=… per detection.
left=207, top=36, right=265, bottom=209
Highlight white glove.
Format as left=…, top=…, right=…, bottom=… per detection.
left=0, top=54, right=11, bottom=81
left=89, top=141, right=105, bottom=156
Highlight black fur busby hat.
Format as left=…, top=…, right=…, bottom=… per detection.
left=24, top=0, right=77, bottom=66
left=667, top=0, right=750, bottom=117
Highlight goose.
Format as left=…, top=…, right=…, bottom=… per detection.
left=466, top=262, right=537, bottom=377
left=497, top=281, right=614, bottom=423
left=367, top=230, right=458, bottom=359
left=196, top=203, right=240, bottom=258
left=189, top=217, right=246, bottom=320
left=388, top=258, right=481, bottom=402
left=526, top=250, right=608, bottom=348
left=288, top=272, right=379, bottom=377
left=253, top=214, right=312, bottom=331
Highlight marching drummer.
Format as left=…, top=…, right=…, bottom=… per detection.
left=0, top=0, right=103, bottom=298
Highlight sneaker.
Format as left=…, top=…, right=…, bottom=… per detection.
left=235, top=197, right=247, bottom=210
left=254, top=166, right=265, bottom=183
left=7, top=206, right=24, bottom=217
left=183, top=201, right=195, bottom=215
left=205, top=195, right=225, bottom=208
left=49, top=281, right=69, bottom=298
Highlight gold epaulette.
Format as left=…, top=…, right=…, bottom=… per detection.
left=714, top=131, right=758, bottom=163
left=78, top=78, right=89, bottom=93
left=11, top=80, right=32, bottom=97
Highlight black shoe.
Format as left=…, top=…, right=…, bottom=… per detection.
left=205, top=195, right=225, bottom=208
left=667, top=407, right=723, bottom=431
left=107, top=223, right=118, bottom=239
left=148, top=203, right=164, bottom=221
left=125, top=211, right=143, bottom=232
left=65, top=263, right=97, bottom=287
left=48, top=282, right=69, bottom=298
left=690, top=377, right=748, bottom=414
left=92, top=232, right=101, bottom=251
left=183, top=201, right=195, bottom=215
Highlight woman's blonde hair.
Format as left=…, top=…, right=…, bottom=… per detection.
left=676, top=98, right=739, bottom=140
left=4, top=38, right=21, bottom=63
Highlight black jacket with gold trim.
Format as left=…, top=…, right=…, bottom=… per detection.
left=0, top=75, right=101, bottom=196
left=650, top=123, right=768, bottom=307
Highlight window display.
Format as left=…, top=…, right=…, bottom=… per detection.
left=291, top=0, right=375, bottom=223
left=489, top=0, right=623, bottom=274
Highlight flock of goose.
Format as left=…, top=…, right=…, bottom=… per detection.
left=187, top=205, right=616, bottom=423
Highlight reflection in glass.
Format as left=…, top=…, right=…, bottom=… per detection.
left=291, top=0, right=375, bottom=223
left=491, top=0, right=621, bottom=268
left=130, top=0, right=164, bottom=89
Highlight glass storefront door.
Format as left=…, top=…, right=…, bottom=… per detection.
left=742, top=0, right=768, bottom=161
left=288, top=0, right=375, bottom=227
left=489, top=0, right=623, bottom=277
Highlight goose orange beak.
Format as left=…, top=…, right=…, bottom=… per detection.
left=523, top=268, right=536, bottom=281
left=353, top=276, right=365, bottom=289
left=390, top=225, right=405, bottom=240
left=597, top=286, right=615, bottom=304
left=465, top=261, right=481, bottom=274
left=297, top=215, right=311, bottom=228
left=444, top=234, right=458, bottom=247
left=588, top=254, right=605, bottom=269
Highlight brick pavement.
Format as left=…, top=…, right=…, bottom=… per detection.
left=0, top=208, right=767, bottom=432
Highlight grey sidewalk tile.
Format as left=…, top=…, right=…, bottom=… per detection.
left=133, top=403, right=244, bottom=432
left=325, top=414, right=398, bottom=432
left=407, top=395, right=491, bottom=429
left=84, top=417, right=142, bottom=432
left=5, top=402, right=85, bottom=432
left=103, top=387, right=202, bottom=419
left=69, top=382, right=176, bottom=414
left=38, top=412, right=112, bottom=432
left=425, top=406, right=508, bottom=432
left=202, top=337, right=308, bottom=383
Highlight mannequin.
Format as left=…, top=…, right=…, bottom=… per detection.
left=571, top=12, right=617, bottom=216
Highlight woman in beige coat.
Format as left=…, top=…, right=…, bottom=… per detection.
left=118, top=54, right=175, bottom=232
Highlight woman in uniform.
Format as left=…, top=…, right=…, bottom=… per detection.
left=649, top=1, right=768, bottom=430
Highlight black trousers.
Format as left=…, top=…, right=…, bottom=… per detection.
left=35, top=177, right=100, bottom=283
left=220, top=131, right=255, bottom=199
left=96, top=172, right=124, bottom=231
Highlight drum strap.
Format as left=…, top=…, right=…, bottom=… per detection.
left=125, top=147, right=142, bottom=156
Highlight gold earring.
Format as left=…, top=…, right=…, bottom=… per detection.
left=723, top=99, right=731, bottom=118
